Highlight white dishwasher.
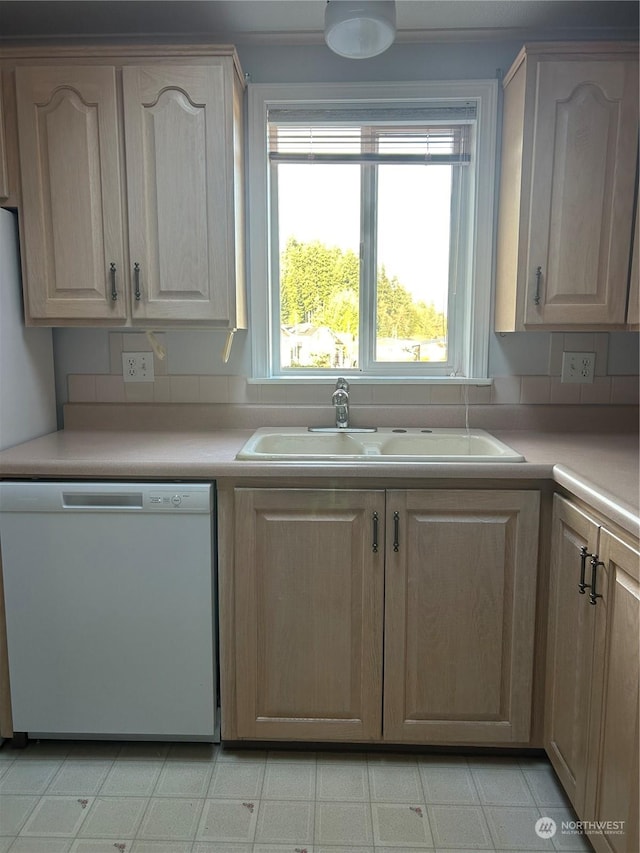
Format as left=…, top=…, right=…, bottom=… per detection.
left=0, top=481, right=217, bottom=741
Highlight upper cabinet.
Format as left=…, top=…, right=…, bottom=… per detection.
left=495, top=42, right=639, bottom=331
left=16, top=65, right=128, bottom=322
left=10, top=49, right=246, bottom=328
left=122, top=64, right=243, bottom=325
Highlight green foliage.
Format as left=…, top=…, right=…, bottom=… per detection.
left=280, top=238, right=446, bottom=343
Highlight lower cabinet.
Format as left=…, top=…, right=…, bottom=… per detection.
left=383, top=489, right=540, bottom=744
left=233, top=488, right=385, bottom=742
left=229, top=487, right=540, bottom=745
left=545, top=495, right=639, bottom=853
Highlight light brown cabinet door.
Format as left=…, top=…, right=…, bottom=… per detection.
left=15, top=66, right=127, bottom=322
left=383, top=490, right=539, bottom=744
left=233, top=488, right=385, bottom=741
left=524, top=58, right=638, bottom=326
left=585, top=529, right=639, bottom=853
left=0, top=79, right=9, bottom=201
left=545, top=494, right=599, bottom=814
left=123, top=64, right=235, bottom=324
left=627, top=198, right=639, bottom=328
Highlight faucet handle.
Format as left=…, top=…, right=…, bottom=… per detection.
left=332, top=388, right=349, bottom=405
left=335, top=377, right=349, bottom=392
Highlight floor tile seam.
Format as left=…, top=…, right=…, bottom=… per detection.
left=425, top=800, right=494, bottom=850
left=165, top=756, right=219, bottom=763
left=12, top=752, right=71, bottom=762
left=255, top=796, right=336, bottom=847
left=17, top=796, right=95, bottom=840
left=480, top=801, right=545, bottom=850
left=520, top=766, right=545, bottom=809
left=132, top=799, right=207, bottom=844
left=0, top=762, right=15, bottom=780
left=366, top=783, right=374, bottom=850
left=260, top=795, right=317, bottom=802
left=520, top=764, right=566, bottom=810
left=0, top=790, right=42, bottom=837
left=149, top=757, right=214, bottom=798
left=75, top=797, right=151, bottom=843
left=466, top=758, right=484, bottom=805
left=43, top=758, right=117, bottom=797
left=75, top=791, right=150, bottom=834
left=311, top=761, right=318, bottom=844
left=266, top=751, right=319, bottom=761
left=134, top=792, right=207, bottom=838
left=315, top=760, right=371, bottom=803
left=416, top=754, right=471, bottom=768
left=143, top=787, right=214, bottom=799
left=468, top=762, right=538, bottom=807
left=367, top=758, right=426, bottom=805
left=365, top=755, right=421, bottom=767
left=97, top=758, right=167, bottom=798
left=416, top=760, right=436, bottom=807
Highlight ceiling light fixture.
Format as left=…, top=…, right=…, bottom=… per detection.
left=324, top=1, right=396, bottom=60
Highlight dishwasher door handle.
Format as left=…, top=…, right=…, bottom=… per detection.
left=62, top=492, right=144, bottom=509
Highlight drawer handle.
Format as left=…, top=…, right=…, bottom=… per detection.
left=578, top=546, right=592, bottom=594
left=372, top=511, right=379, bottom=553
left=589, top=556, right=603, bottom=606
left=134, top=262, right=141, bottom=301
left=393, top=511, right=399, bottom=552
left=109, top=262, right=118, bottom=301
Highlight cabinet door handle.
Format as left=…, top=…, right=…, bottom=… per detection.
left=578, top=546, right=592, bottom=594
left=589, top=556, right=603, bottom=605
left=393, top=511, right=400, bottom=552
left=533, top=266, right=542, bottom=305
left=134, top=262, right=141, bottom=301
left=109, top=262, right=118, bottom=301
left=372, top=511, right=379, bottom=553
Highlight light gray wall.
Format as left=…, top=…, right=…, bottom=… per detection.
left=235, top=40, right=524, bottom=84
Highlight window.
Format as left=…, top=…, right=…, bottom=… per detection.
left=248, top=82, right=498, bottom=380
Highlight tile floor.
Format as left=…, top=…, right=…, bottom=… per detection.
left=0, top=740, right=592, bottom=852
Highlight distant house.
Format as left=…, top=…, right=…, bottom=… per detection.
left=281, top=324, right=356, bottom=368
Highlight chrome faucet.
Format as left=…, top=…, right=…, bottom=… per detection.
left=332, top=378, right=349, bottom=429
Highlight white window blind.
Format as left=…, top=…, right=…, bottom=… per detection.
left=268, top=105, right=475, bottom=165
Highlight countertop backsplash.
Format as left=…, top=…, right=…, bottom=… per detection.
left=58, top=330, right=639, bottom=415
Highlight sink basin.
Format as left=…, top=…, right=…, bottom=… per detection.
left=236, top=428, right=525, bottom=462
left=243, top=431, right=366, bottom=457
left=379, top=432, right=520, bottom=458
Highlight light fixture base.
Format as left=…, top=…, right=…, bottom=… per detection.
left=324, top=0, right=396, bottom=60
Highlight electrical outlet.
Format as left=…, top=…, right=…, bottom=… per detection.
left=561, top=351, right=596, bottom=384
left=122, top=352, right=155, bottom=383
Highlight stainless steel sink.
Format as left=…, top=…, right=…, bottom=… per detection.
left=236, top=427, right=525, bottom=462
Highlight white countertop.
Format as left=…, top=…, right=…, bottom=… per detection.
left=0, top=428, right=637, bottom=536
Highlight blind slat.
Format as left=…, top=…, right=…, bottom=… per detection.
left=267, top=110, right=474, bottom=163
left=268, top=105, right=477, bottom=124
left=270, top=152, right=471, bottom=165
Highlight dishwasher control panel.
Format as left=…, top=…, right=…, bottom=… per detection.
left=148, top=490, right=207, bottom=510
left=0, top=482, right=212, bottom=513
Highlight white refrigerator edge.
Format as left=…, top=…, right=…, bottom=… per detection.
left=0, top=206, right=57, bottom=745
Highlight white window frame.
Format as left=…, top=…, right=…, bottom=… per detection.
left=247, top=81, right=498, bottom=382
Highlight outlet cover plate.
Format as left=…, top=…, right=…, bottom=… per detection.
left=122, top=351, right=155, bottom=383
left=561, top=351, right=595, bottom=384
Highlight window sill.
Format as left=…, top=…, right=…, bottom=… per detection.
left=247, top=377, right=493, bottom=386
